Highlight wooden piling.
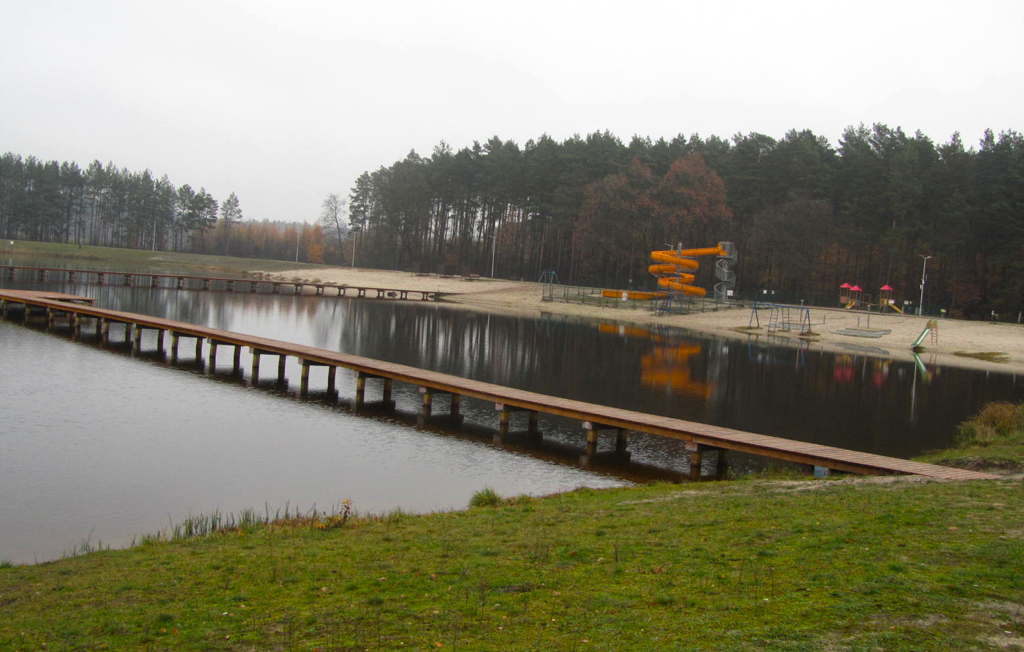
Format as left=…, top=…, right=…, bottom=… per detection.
left=580, top=421, right=628, bottom=466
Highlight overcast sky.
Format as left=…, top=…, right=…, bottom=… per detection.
left=2, top=0, right=1021, bottom=224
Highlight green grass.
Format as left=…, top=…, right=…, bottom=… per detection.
left=2, top=479, right=1023, bottom=651
left=0, top=240, right=328, bottom=276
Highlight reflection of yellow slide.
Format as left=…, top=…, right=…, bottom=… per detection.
left=845, top=299, right=857, bottom=309
left=887, top=301, right=904, bottom=314
left=649, top=244, right=727, bottom=297
left=599, top=323, right=712, bottom=400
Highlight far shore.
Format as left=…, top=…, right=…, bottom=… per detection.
left=255, top=265, right=1024, bottom=375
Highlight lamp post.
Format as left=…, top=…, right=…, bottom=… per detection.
left=350, top=225, right=361, bottom=268
left=489, top=225, right=498, bottom=278
left=918, top=255, right=931, bottom=316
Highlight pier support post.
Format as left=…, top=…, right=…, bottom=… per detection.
left=208, top=340, right=218, bottom=370
left=717, top=450, right=730, bottom=480
left=419, top=387, right=434, bottom=423
left=355, top=371, right=366, bottom=407
left=686, top=443, right=727, bottom=481
left=156, top=329, right=165, bottom=354
left=124, top=322, right=133, bottom=344
left=250, top=349, right=287, bottom=385
left=299, top=360, right=333, bottom=396
left=579, top=421, right=629, bottom=466
left=494, top=404, right=541, bottom=443
left=171, top=333, right=180, bottom=362
left=101, top=318, right=110, bottom=344
left=133, top=325, right=143, bottom=352
left=686, top=442, right=703, bottom=481
left=301, top=360, right=311, bottom=396
left=232, top=345, right=242, bottom=373
left=354, top=372, right=393, bottom=411
left=417, top=387, right=462, bottom=426
left=616, top=429, right=629, bottom=455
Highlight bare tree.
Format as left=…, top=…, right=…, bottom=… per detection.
left=319, top=193, right=347, bottom=261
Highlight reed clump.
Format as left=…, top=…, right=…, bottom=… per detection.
left=955, top=401, right=1024, bottom=447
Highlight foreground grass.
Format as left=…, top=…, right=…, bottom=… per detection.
left=0, top=240, right=324, bottom=276
left=2, top=479, right=1023, bottom=651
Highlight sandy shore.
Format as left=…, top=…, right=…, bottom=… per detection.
left=256, top=266, right=1024, bottom=375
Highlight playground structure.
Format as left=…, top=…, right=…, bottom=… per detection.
left=748, top=302, right=812, bottom=335
left=649, top=242, right=736, bottom=299
left=839, top=283, right=906, bottom=313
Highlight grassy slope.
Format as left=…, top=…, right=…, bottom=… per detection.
left=0, top=240, right=323, bottom=276
left=2, top=479, right=1023, bottom=651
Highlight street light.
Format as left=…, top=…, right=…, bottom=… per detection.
left=918, top=255, right=932, bottom=316
left=489, top=225, right=499, bottom=278
left=350, top=225, right=362, bottom=268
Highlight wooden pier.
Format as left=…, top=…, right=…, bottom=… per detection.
left=0, top=265, right=441, bottom=301
left=0, top=289, right=999, bottom=482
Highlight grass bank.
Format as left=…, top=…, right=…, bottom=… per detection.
left=916, top=402, right=1024, bottom=473
left=0, top=240, right=325, bottom=276
left=2, top=476, right=1022, bottom=651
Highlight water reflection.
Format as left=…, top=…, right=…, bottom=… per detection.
left=4, top=264, right=1024, bottom=565
left=5, top=271, right=1024, bottom=462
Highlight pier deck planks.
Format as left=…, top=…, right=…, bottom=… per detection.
left=0, top=289, right=998, bottom=482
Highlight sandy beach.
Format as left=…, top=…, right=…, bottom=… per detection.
left=255, top=266, right=1024, bottom=375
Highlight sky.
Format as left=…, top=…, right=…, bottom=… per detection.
left=2, top=0, right=1022, bottom=224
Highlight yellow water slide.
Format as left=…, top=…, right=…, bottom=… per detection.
left=648, top=244, right=728, bottom=297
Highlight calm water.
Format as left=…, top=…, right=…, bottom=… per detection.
left=2, top=264, right=1023, bottom=563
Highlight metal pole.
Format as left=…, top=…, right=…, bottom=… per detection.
left=918, top=255, right=931, bottom=316
left=489, top=226, right=497, bottom=278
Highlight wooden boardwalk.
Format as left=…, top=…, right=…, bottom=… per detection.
left=0, top=264, right=442, bottom=301
left=0, top=289, right=999, bottom=482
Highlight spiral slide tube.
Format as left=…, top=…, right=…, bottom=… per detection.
left=648, top=244, right=727, bottom=297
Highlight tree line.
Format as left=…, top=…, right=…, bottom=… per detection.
left=3, top=123, right=1022, bottom=319
left=349, top=126, right=1024, bottom=319
left=0, top=154, right=332, bottom=264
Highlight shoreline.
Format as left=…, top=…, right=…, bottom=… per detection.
left=255, top=265, right=1024, bottom=376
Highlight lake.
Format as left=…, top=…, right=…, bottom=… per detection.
left=2, top=262, right=1022, bottom=564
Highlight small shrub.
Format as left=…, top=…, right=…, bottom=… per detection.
left=469, top=486, right=505, bottom=508
left=0, top=559, right=13, bottom=569
left=956, top=402, right=1024, bottom=447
